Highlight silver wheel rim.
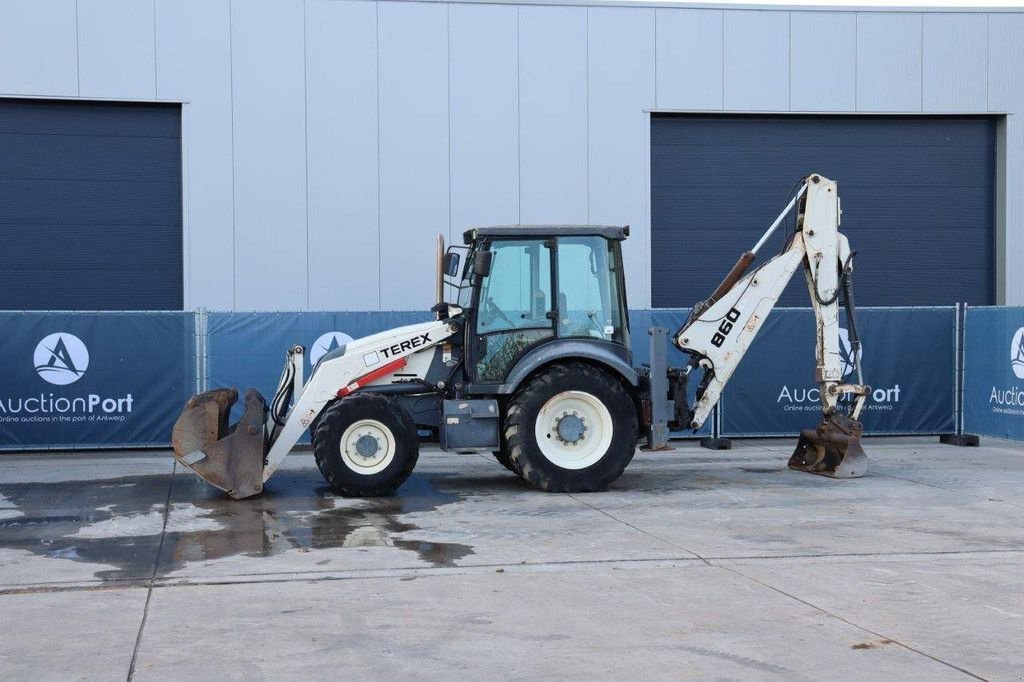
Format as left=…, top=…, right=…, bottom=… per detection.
left=339, top=419, right=396, bottom=475
left=534, top=390, right=613, bottom=470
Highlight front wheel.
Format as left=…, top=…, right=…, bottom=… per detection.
left=505, top=363, right=638, bottom=492
left=313, top=393, right=419, bottom=496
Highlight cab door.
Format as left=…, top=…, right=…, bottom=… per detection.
left=470, top=239, right=555, bottom=382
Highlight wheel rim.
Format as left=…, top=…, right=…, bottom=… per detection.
left=534, top=390, right=614, bottom=470
left=339, top=419, right=396, bottom=475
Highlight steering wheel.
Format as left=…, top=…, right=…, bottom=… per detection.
left=484, top=296, right=515, bottom=327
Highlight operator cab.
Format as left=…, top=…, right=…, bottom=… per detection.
left=441, top=225, right=631, bottom=386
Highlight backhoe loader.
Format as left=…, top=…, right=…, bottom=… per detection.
left=172, top=173, right=869, bottom=499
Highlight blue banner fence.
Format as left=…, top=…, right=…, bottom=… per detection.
left=0, top=305, right=1018, bottom=450
left=721, top=307, right=958, bottom=436
left=0, top=311, right=195, bottom=450
left=962, top=306, right=1024, bottom=441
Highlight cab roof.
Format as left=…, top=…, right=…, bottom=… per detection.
left=463, top=224, right=629, bottom=244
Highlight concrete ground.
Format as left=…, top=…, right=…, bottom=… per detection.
left=0, top=438, right=1022, bottom=680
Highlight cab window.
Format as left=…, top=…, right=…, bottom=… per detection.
left=477, top=240, right=552, bottom=333
left=474, top=239, right=554, bottom=381
left=555, top=236, right=627, bottom=344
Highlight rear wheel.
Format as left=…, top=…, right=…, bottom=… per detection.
left=505, top=363, right=637, bottom=492
left=491, top=412, right=519, bottom=473
left=313, top=393, right=419, bottom=496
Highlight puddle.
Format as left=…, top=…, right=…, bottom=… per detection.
left=0, top=468, right=473, bottom=581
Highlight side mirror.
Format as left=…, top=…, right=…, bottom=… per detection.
left=473, top=250, right=493, bottom=277
left=442, top=251, right=460, bottom=277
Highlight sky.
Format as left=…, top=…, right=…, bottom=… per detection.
left=632, top=0, right=1023, bottom=6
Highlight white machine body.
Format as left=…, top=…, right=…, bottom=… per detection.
left=173, top=173, right=871, bottom=498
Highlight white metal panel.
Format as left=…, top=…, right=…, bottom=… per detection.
left=988, top=13, right=1024, bottom=114
left=856, top=13, right=923, bottom=112
left=518, top=6, right=588, bottom=224
left=655, top=9, right=723, bottom=111
left=231, top=0, right=307, bottom=310
left=449, top=3, right=519, bottom=234
left=790, top=12, right=855, bottom=112
left=989, top=13, right=1024, bottom=305
left=78, top=0, right=156, bottom=99
left=589, top=8, right=655, bottom=308
left=305, top=0, right=379, bottom=311
left=723, top=10, right=789, bottom=111
left=378, top=1, right=449, bottom=310
left=156, top=0, right=234, bottom=310
left=0, top=0, right=78, bottom=96
left=1001, top=116, right=1023, bottom=306
left=922, top=14, right=987, bottom=112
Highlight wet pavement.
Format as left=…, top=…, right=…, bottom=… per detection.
left=0, top=469, right=470, bottom=582
left=1, top=438, right=1022, bottom=679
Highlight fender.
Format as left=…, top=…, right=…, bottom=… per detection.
left=468, top=339, right=638, bottom=395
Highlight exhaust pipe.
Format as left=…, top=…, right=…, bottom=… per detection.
left=436, top=233, right=445, bottom=306
left=171, top=388, right=268, bottom=499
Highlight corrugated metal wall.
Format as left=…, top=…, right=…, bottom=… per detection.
left=0, top=1, right=1021, bottom=310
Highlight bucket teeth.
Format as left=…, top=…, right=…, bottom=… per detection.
left=172, top=388, right=268, bottom=499
left=788, top=412, right=868, bottom=478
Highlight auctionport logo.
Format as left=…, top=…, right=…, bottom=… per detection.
left=0, top=331, right=134, bottom=424
left=34, top=333, right=89, bottom=386
left=1011, top=327, right=1024, bottom=380
left=778, top=325, right=899, bottom=410
left=309, top=331, right=354, bottom=366
left=989, top=327, right=1024, bottom=415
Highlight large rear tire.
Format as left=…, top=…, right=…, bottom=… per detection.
left=313, top=393, right=419, bottom=496
left=505, top=363, right=637, bottom=492
left=492, top=450, right=518, bottom=474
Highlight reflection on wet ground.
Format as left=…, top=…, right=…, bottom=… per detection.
left=0, top=466, right=474, bottom=582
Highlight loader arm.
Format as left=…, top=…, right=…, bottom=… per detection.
left=173, top=317, right=460, bottom=498
left=673, top=174, right=870, bottom=477
left=262, top=318, right=459, bottom=480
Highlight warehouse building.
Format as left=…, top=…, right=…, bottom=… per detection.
left=0, top=0, right=1021, bottom=313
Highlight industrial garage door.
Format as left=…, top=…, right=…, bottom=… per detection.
left=651, top=115, right=996, bottom=307
left=0, top=99, right=182, bottom=310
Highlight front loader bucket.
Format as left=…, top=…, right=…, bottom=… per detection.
left=171, top=388, right=268, bottom=499
left=788, top=413, right=868, bottom=478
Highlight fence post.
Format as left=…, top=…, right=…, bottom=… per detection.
left=940, top=302, right=979, bottom=446
left=198, top=308, right=209, bottom=393
left=192, top=308, right=203, bottom=395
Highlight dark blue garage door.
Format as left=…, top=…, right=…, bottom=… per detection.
left=0, top=99, right=182, bottom=310
left=651, top=115, right=996, bottom=307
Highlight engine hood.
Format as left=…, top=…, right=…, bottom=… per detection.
left=310, top=318, right=441, bottom=376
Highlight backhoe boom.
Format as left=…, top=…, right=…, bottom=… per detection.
left=671, top=174, right=870, bottom=477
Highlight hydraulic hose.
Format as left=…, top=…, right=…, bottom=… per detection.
left=812, top=251, right=856, bottom=307
left=270, top=359, right=296, bottom=427
left=842, top=269, right=864, bottom=388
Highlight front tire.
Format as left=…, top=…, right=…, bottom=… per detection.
left=505, top=363, right=638, bottom=492
left=313, top=393, right=419, bottom=496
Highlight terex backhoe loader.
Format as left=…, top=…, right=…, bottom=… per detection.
left=173, top=174, right=869, bottom=499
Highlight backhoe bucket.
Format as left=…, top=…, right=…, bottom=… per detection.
left=788, top=413, right=868, bottom=478
left=171, top=388, right=268, bottom=499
